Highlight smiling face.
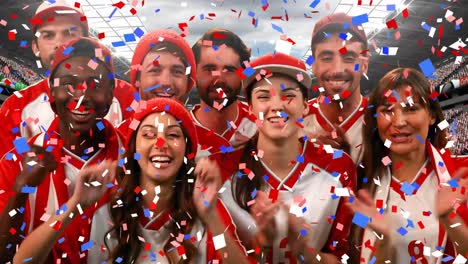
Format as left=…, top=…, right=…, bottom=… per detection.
left=376, top=87, right=435, bottom=159
left=32, top=16, right=85, bottom=69
left=50, top=56, right=114, bottom=134
left=312, top=34, right=368, bottom=101
left=138, top=51, right=189, bottom=101
left=195, top=46, right=242, bottom=110
left=136, top=112, right=187, bottom=185
left=249, top=75, right=308, bottom=141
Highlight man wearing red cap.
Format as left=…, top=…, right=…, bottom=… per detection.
left=0, top=0, right=133, bottom=158
left=0, top=37, right=122, bottom=263
left=190, top=28, right=257, bottom=160
left=302, top=12, right=370, bottom=164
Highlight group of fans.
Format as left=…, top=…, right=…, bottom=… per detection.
left=0, top=0, right=467, bottom=263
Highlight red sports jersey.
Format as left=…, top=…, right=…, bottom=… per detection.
left=190, top=101, right=257, bottom=161
left=360, top=143, right=468, bottom=264
left=88, top=198, right=251, bottom=263
left=302, top=96, right=368, bottom=164
left=0, top=118, right=122, bottom=264
left=219, top=140, right=357, bottom=262
left=0, top=78, right=134, bottom=158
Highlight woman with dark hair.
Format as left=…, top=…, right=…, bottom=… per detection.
left=349, top=67, right=468, bottom=263
left=14, top=98, right=250, bottom=264
left=218, top=52, right=356, bottom=263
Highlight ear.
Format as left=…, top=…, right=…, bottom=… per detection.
left=32, top=39, right=39, bottom=57
left=302, top=99, right=309, bottom=117
left=360, top=55, right=369, bottom=76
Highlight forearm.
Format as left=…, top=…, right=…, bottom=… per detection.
left=13, top=197, right=79, bottom=264
left=440, top=212, right=468, bottom=255
left=0, top=193, right=28, bottom=262
left=204, top=212, right=250, bottom=264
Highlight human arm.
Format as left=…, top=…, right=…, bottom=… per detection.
left=13, top=161, right=116, bottom=264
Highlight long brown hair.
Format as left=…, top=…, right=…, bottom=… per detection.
left=105, top=125, right=198, bottom=263
left=348, top=67, right=448, bottom=261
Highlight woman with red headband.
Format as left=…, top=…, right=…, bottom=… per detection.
left=15, top=98, right=251, bottom=264
left=218, top=52, right=356, bottom=263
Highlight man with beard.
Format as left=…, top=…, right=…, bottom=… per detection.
left=190, top=28, right=257, bottom=160
left=0, top=0, right=133, bottom=158
left=302, top=13, right=369, bottom=164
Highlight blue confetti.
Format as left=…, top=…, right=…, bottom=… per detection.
left=243, top=67, right=255, bottom=77
left=391, top=89, right=400, bottom=101
left=406, top=219, right=415, bottom=228
left=143, top=83, right=161, bottom=93
left=296, top=155, right=304, bottom=163
left=21, top=186, right=36, bottom=194
left=333, top=149, right=343, bottom=159
left=58, top=237, right=65, bottom=244
left=134, top=153, right=141, bottom=161
left=124, top=33, right=136, bottom=42
left=45, top=146, right=54, bottom=152
left=20, top=41, right=28, bottom=48
left=397, top=227, right=408, bottom=236
left=111, top=41, right=126, bottom=47
left=442, top=256, right=454, bottom=262
left=96, top=121, right=105, bottom=131
left=300, top=229, right=307, bottom=236
left=116, top=257, right=123, bottom=263
left=305, top=55, right=314, bottom=66
left=109, top=7, right=118, bottom=19
left=401, top=182, right=415, bottom=195
left=419, top=58, right=436, bottom=78
left=134, top=27, right=144, bottom=38
left=339, top=32, right=347, bottom=40
left=251, top=188, right=257, bottom=199
left=369, top=256, right=377, bottom=264
left=271, top=23, right=284, bottom=33
left=387, top=4, right=396, bottom=11
left=447, top=178, right=459, bottom=188
left=352, top=212, right=369, bottom=228
left=309, top=0, right=320, bottom=8
left=144, top=208, right=151, bottom=218
left=382, top=46, right=389, bottom=55
left=415, top=134, right=424, bottom=144
left=14, top=137, right=30, bottom=154
left=354, top=63, right=359, bottom=71
left=62, top=46, right=74, bottom=56
left=154, top=8, right=160, bottom=13
left=20, top=222, right=26, bottom=231
left=352, top=14, right=368, bottom=25
left=81, top=240, right=94, bottom=252
left=248, top=11, right=256, bottom=17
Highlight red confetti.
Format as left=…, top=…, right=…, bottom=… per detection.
left=438, top=25, right=444, bottom=39
left=392, top=205, right=397, bottom=213
left=130, top=8, right=137, bottom=15
left=10, top=14, right=17, bottom=19
left=8, top=31, right=15, bottom=41
left=417, top=221, right=425, bottom=229
left=402, top=8, right=409, bottom=18
left=74, top=2, right=81, bottom=8
left=261, top=2, right=269, bottom=11
left=134, top=186, right=141, bottom=194
left=213, top=32, right=227, bottom=39
left=207, top=13, right=216, bottom=17
left=156, top=137, right=165, bottom=148
left=376, top=199, right=383, bottom=208
left=112, top=1, right=125, bottom=9
left=9, top=227, right=16, bottom=235
left=98, top=32, right=105, bottom=39
left=189, top=16, right=195, bottom=21
left=65, top=63, right=71, bottom=69
left=339, top=47, right=347, bottom=54
left=235, top=67, right=247, bottom=80
left=80, top=16, right=87, bottom=22
left=144, top=243, right=151, bottom=250
left=52, top=221, right=62, bottom=230
left=429, top=91, right=439, bottom=99
left=341, top=90, right=351, bottom=99
left=386, top=19, right=398, bottom=29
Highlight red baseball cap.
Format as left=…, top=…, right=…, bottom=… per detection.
left=50, top=37, right=114, bottom=76
left=130, top=29, right=196, bottom=94
left=30, top=0, right=88, bottom=35
left=129, top=98, right=198, bottom=158
left=311, top=13, right=367, bottom=49
left=243, top=52, right=312, bottom=99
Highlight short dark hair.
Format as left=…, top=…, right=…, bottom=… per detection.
left=311, top=25, right=367, bottom=58
left=192, top=28, right=251, bottom=66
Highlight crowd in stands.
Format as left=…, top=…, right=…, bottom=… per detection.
left=430, top=56, right=468, bottom=88
left=444, top=105, right=468, bottom=155
left=0, top=56, right=42, bottom=86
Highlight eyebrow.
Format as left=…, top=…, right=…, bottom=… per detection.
left=140, top=124, right=181, bottom=129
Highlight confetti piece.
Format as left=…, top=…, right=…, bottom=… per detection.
left=21, top=186, right=36, bottom=193
left=271, top=23, right=284, bottom=33
left=381, top=156, right=392, bottom=166
left=212, top=234, right=226, bottom=250
left=401, top=182, right=415, bottom=195
left=352, top=212, right=369, bottom=228
left=418, top=58, right=436, bottom=78
left=352, top=14, right=369, bottom=25
left=309, top=0, right=320, bottom=8
left=14, top=138, right=30, bottom=154
left=397, top=227, right=408, bottom=236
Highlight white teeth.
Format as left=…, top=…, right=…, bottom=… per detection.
left=267, top=117, right=289, bottom=123
left=156, top=93, right=174, bottom=98
left=71, top=110, right=90, bottom=115
left=329, top=80, right=346, bottom=85
left=151, top=156, right=170, bottom=162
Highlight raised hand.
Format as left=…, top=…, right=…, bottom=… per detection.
left=347, top=189, right=390, bottom=236
left=437, top=167, right=468, bottom=217
left=308, top=124, right=350, bottom=154
left=251, top=190, right=281, bottom=247
left=193, top=158, right=222, bottom=221
left=13, top=145, right=58, bottom=192
left=70, top=160, right=117, bottom=209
